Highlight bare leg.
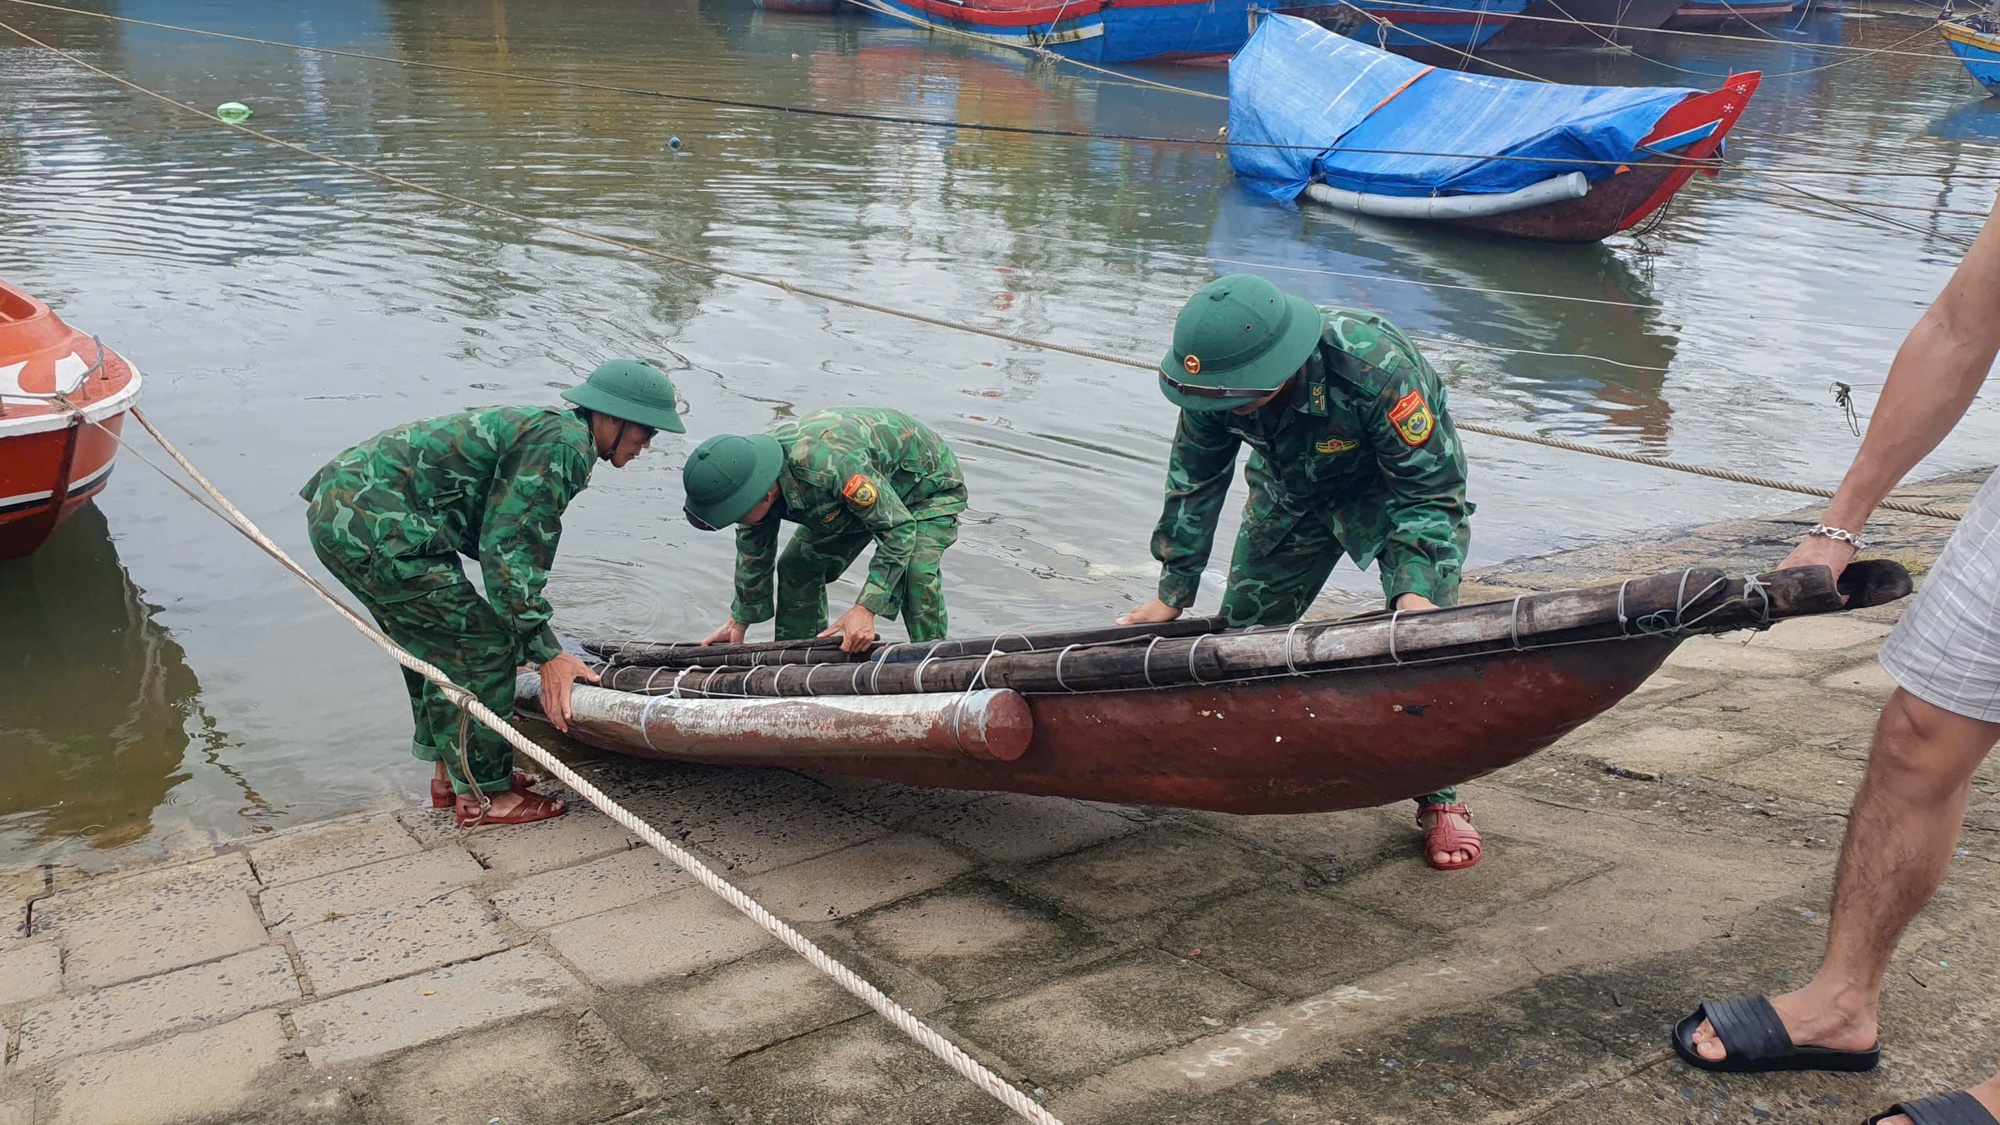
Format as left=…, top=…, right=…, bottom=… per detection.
left=1692, top=688, right=2000, bottom=1060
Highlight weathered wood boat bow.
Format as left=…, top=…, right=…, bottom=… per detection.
left=521, top=562, right=1910, bottom=815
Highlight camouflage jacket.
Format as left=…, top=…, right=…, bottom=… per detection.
left=734, top=408, right=966, bottom=624
left=300, top=406, right=596, bottom=663
left=1151, top=308, right=1473, bottom=609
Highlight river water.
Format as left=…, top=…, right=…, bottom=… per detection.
left=1, top=0, right=1995, bottom=866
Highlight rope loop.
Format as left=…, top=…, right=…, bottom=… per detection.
left=1387, top=610, right=1405, bottom=665
left=1187, top=634, right=1211, bottom=685
left=1142, top=634, right=1164, bottom=688
left=1284, top=622, right=1308, bottom=675
left=1508, top=595, right=1527, bottom=652
left=1054, top=644, right=1081, bottom=693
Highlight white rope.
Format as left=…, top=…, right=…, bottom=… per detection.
left=110, top=409, right=1063, bottom=1125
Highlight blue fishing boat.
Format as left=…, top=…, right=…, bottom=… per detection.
left=1663, top=0, right=1794, bottom=28
left=1228, top=15, right=1761, bottom=241
left=854, top=0, right=1313, bottom=63
left=1941, top=13, right=2000, bottom=95
left=1294, top=0, right=1531, bottom=60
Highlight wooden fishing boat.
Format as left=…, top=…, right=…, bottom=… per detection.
left=0, top=280, right=141, bottom=560
left=1663, top=0, right=1793, bottom=27
left=1940, top=12, right=2000, bottom=96
left=1481, top=0, right=1683, bottom=49
left=1228, top=15, right=1758, bottom=243
left=519, top=561, right=1910, bottom=816
left=853, top=0, right=1329, bottom=63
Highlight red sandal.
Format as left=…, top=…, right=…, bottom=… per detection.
left=454, top=787, right=567, bottom=828
left=431, top=771, right=535, bottom=809
left=1417, top=802, right=1482, bottom=871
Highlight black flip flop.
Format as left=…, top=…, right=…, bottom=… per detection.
left=1670, top=995, right=1880, bottom=1073
left=1866, top=1092, right=2000, bottom=1125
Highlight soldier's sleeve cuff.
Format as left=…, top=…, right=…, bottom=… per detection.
left=1158, top=571, right=1201, bottom=610
left=524, top=626, right=564, bottom=665
left=856, top=588, right=896, bottom=617
left=732, top=601, right=774, bottom=626
left=1383, top=565, right=1453, bottom=609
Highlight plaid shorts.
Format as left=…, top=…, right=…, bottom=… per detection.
left=1880, top=472, right=2000, bottom=723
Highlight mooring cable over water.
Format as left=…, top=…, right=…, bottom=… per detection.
left=3, top=17, right=1966, bottom=519
left=48, top=403, right=1062, bottom=1125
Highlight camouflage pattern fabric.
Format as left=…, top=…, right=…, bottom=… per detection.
left=1150, top=307, right=1473, bottom=613
left=731, top=408, right=966, bottom=639
left=300, top=406, right=596, bottom=794
left=1147, top=308, right=1472, bottom=807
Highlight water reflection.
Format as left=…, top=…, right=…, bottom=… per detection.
left=1206, top=189, right=1678, bottom=441
left=0, top=505, right=221, bottom=851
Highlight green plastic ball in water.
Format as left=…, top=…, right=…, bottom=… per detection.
left=216, top=102, right=251, bottom=123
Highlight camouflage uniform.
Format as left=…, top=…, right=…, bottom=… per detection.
left=732, top=408, right=966, bottom=642
left=1149, top=307, right=1473, bottom=804
left=301, top=407, right=594, bottom=796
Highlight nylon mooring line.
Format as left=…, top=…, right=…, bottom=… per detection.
left=89, top=408, right=1062, bottom=1125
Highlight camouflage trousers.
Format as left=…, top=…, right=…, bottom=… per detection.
left=774, top=515, right=958, bottom=642
left=306, top=506, right=522, bottom=797
left=1222, top=513, right=1462, bottom=809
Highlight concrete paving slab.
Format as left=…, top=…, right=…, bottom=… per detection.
left=1192, top=805, right=1413, bottom=874
left=843, top=881, right=1113, bottom=999
left=622, top=775, right=889, bottom=876
left=0, top=939, right=60, bottom=1005
left=810, top=773, right=992, bottom=830
left=291, top=888, right=510, bottom=996
left=1165, top=887, right=1434, bottom=998
left=1325, top=835, right=1611, bottom=930
left=45, top=1011, right=287, bottom=1125
left=545, top=886, right=767, bottom=989
left=461, top=810, right=635, bottom=878
left=1562, top=724, right=1770, bottom=781
left=0, top=1099, right=28, bottom=1125
left=259, top=846, right=483, bottom=931
left=685, top=1018, right=1014, bottom=1125
left=1663, top=635, right=1809, bottom=677
left=37, top=854, right=267, bottom=989
left=1754, top=615, right=1896, bottom=652
left=1822, top=658, right=1899, bottom=699
left=1719, top=746, right=1869, bottom=808
left=247, top=814, right=419, bottom=888
left=1005, top=826, right=1282, bottom=923
left=956, top=950, right=1267, bottom=1083
left=356, top=1012, right=660, bottom=1125
left=16, top=944, right=299, bottom=1067
left=490, top=847, right=692, bottom=931
left=741, top=833, right=973, bottom=922
left=293, top=946, right=586, bottom=1069
left=918, top=793, right=1138, bottom=865
left=595, top=949, right=868, bottom=1081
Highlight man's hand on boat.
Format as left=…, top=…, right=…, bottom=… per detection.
left=537, top=652, right=599, bottom=733
left=1778, top=533, right=1860, bottom=588
left=701, top=619, right=748, bottom=646
left=1115, top=592, right=1437, bottom=625
left=819, top=605, right=878, bottom=654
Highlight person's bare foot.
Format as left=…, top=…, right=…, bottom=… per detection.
left=1874, top=1074, right=2000, bottom=1124
left=1687, top=984, right=1879, bottom=1063
left=1417, top=805, right=1480, bottom=868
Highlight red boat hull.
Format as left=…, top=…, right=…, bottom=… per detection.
left=1452, top=72, right=1759, bottom=242
left=549, top=636, right=1679, bottom=814
left=0, top=280, right=143, bottom=560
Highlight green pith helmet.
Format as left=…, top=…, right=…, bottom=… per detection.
left=682, top=433, right=784, bottom=530
left=560, top=359, right=687, bottom=434
left=1158, top=274, right=1323, bottom=412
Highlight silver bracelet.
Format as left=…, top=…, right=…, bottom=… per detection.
left=1807, top=524, right=1867, bottom=551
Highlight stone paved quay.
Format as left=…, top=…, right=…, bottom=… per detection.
left=4, top=474, right=1996, bottom=1125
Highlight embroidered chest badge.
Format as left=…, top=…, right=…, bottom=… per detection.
left=841, top=474, right=879, bottom=508
left=1315, top=436, right=1358, bottom=454
left=1388, top=390, right=1435, bottom=448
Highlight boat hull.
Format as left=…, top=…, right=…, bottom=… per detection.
left=1481, top=0, right=1681, bottom=48
left=1941, top=20, right=2000, bottom=96
left=754, top=0, right=844, bottom=12
left=0, top=414, right=125, bottom=560
left=1663, top=0, right=1793, bottom=27
left=860, top=0, right=1263, bottom=63
left=1298, top=0, right=1527, bottom=58
left=533, top=636, right=1680, bottom=814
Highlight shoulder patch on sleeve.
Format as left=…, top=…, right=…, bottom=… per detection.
left=841, top=473, right=879, bottom=508
left=1388, top=390, right=1435, bottom=448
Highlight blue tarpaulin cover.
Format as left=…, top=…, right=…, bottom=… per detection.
left=1228, top=15, right=1700, bottom=200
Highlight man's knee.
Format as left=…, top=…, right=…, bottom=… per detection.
left=1866, top=688, right=2000, bottom=798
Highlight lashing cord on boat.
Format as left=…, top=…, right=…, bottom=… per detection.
left=52, top=406, right=1064, bottom=1125
left=2, top=15, right=1968, bottom=526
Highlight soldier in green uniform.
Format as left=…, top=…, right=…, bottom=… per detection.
left=1119, top=275, right=1483, bottom=870
left=301, top=360, right=686, bottom=827
left=683, top=407, right=966, bottom=655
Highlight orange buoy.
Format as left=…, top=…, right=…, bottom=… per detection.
left=0, top=280, right=142, bottom=559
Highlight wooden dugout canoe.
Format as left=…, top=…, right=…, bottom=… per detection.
left=519, top=561, right=1910, bottom=815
